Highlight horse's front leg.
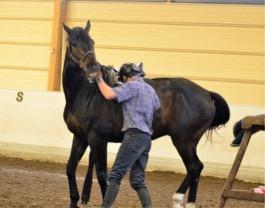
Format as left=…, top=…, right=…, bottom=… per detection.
left=81, top=148, right=95, bottom=205
left=81, top=133, right=108, bottom=206
left=88, top=134, right=108, bottom=198
left=67, top=135, right=88, bottom=208
left=93, top=139, right=108, bottom=198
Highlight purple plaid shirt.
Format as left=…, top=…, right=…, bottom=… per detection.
left=113, top=77, right=160, bottom=135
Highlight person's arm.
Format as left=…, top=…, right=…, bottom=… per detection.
left=97, top=78, right=117, bottom=100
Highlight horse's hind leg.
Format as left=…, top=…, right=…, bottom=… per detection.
left=186, top=149, right=203, bottom=207
left=172, top=138, right=203, bottom=208
left=81, top=149, right=95, bottom=205
left=66, top=136, right=88, bottom=208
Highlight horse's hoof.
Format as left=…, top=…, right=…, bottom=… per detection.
left=70, top=203, right=80, bottom=208
left=185, top=203, right=196, bottom=208
left=80, top=203, right=88, bottom=208
left=173, top=205, right=184, bottom=208
left=172, top=193, right=184, bottom=208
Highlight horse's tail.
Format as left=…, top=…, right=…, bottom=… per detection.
left=209, top=91, right=230, bottom=129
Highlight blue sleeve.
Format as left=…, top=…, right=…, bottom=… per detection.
left=113, top=82, right=137, bottom=103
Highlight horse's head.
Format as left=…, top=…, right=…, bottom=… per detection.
left=63, top=21, right=100, bottom=74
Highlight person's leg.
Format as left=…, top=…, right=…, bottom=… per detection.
left=130, top=134, right=152, bottom=208
left=101, top=130, right=148, bottom=207
left=137, top=187, right=152, bottom=208
left=100, top=181, right=120, bottom=208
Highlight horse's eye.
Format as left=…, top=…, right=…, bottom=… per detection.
left=71, top=43, right=77, bottom=47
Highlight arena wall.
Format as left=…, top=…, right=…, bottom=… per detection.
left=0, top=0, right=263, bottom=105
left=0, top=1, right=264, bottom=182
left=0, top=0, right=54, bottom=90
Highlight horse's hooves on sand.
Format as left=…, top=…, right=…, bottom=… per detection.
left=172, top=193, right=184, bottom=208
left=70, top=206, right=80, bottom=208
left=80, top=203, right=88, bottom=208
left=185, top=203, right=196, bottom=208
left=70, top=204, right=80, bottom=208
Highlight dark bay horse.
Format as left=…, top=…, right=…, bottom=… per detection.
left=62, top=21, right=230, bottom=208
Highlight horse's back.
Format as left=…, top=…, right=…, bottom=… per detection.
left=150, top=77, right=208, bottom=95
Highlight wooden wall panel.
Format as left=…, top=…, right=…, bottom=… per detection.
left=0, top=44, right=49, bottom=70
left=63, top=2, right=264, bottom=106
left=0, top=20, right=52, bottom=44
left=96, top=48, right=264, bottom=105
left=0, top=1, right=263, bottom=105
left=0, top=69, right=48, bottom=90
left=67, top=2, right=264, bottom=26
left=96, top=48, right=264, bottom=83
left=67, top=21, right=264, bottom=54
left=0, top=1, right=54, bottom=20
left=194, top=80, right=264, bottom=106
left=0, top=0, right=53, bottom=90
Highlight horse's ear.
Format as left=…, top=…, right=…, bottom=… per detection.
left=85, top=20, right=91, bottom=33
left=63, top=23, right=72, bottom=35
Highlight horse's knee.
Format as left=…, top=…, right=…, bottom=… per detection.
left=188, top=162, right=203, bottom=177
left=66, top=161, right=76, bottom=178
left=198, top=162, right=204, bottom=172
left=97, top=171, right=108, bottom=185
left=66, top=163, right=72, bottom=177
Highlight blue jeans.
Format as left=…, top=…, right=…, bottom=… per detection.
left=108, top=128, right=151, bottom=190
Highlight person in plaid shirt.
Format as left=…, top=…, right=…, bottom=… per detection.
left=96, top=63, right=160, bottom=208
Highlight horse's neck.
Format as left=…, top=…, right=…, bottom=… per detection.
left=62, top=52, right=93, bottom=108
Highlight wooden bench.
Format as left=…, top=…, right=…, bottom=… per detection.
left=217, top=114, right=265, bottom=208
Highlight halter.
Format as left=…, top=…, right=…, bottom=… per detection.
left=67, top=45, right=119, bottom=85
left=68, top=46, right=94, bottom=73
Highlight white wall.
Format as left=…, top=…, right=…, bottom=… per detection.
left=0, top=89, right=264, bottom=183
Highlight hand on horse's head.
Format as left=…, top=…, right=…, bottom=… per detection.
left=86, top=68, right=102, bottom=79
left=96, top=70, right=103, bottom=79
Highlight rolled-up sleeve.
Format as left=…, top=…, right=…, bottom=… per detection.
left=113, top=82, right=137, bottom=103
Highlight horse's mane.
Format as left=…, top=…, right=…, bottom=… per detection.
left=100, top=65, right=120, bottom=87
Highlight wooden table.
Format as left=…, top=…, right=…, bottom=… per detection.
left=217, top=115, right=265, bottom=208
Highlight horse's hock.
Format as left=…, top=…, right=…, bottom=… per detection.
left=217, top=115, right=265, bottom=208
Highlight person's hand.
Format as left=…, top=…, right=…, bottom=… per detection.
left=96, top=70, right=103, bottom=79
left=87, top=69, right=102, bottom=79
left=95, top=70, right=103, bottom=83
